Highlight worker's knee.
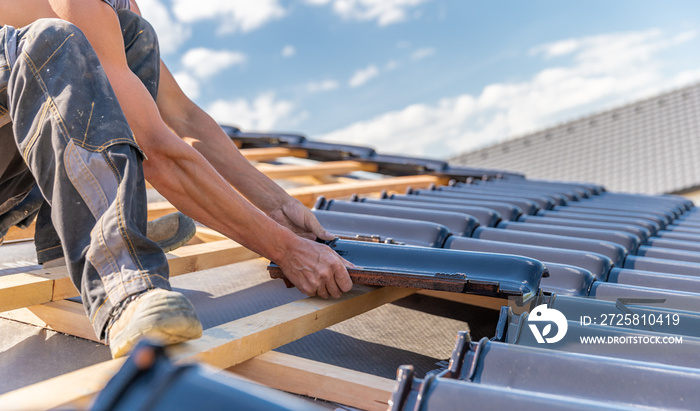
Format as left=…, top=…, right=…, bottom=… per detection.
left=22, top=19, right=92, bottom=63
left=28, top=18, right=86, bottom=43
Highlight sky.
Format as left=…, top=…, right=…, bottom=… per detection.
left=137, top=0, right=700, bottom=160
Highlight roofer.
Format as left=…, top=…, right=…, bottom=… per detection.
left=0, top=0, right=353, bottom=358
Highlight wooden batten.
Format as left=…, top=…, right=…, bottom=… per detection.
left=148, top=175, right=445, bottom=216
left=0, top=285, right=415, bottom=410
left=417, top=289, right=510, bottom=311
left=288, top=175, right=446, bottom=206
left=3, top=158, right=384, bottom=240
left=1, top=300, right=98, bottom=341
left=0, top=240, right=259, bottom=313
left=230, top=351, right=395, bottom=411
left=240, top=147, right=308, bottom=162
left=256, top=160, right=378, bottom=179
left=0, top=149, right=458, bottom=411
left=4, top=224, right=36, bottom=242
left=191, top=226, right=228, bottom=243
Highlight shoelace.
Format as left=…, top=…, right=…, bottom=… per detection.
left=105, top=290, right=149, bottom=343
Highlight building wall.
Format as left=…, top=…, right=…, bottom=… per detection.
left=451, top=82, right=700, bottom=195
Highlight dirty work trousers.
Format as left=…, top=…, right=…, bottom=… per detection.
left=0, top=11, right=171, bottom=339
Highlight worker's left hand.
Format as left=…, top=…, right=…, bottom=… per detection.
left=268, top=198, right=334, bottom=241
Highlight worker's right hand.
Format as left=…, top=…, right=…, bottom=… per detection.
left=276, top=236, right=354, bottom=299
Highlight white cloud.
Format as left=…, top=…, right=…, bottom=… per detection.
left=411, top=47, right=435, bottom=61
left=318, top=29, right=699, bottom=158
left=175, top=48, right=246, bottom=100
left=672, top=68, right=700, bottom=87
left=282, top=45, right=296, bottom=58
left=180, top=48, right=247, bottom=79
left=136, top=0, right=191, bottom=55
left=530, top=39, right=580, bottom=58
left=385, top=60, right=400, bottom=71
left=349, top=64, right=380, bottom=87
left=305, top=0, right=430, bottom=26
left=306, top=79, right=339, bottom=93
left=171, top=0, right=285, bottom=34
left=530, top=29, right=697, bottom=70
left=207, top=93, right=297, bottom=130
left=348, top=60, right=403, bottom=87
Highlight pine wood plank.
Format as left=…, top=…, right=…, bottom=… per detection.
left=0, top=240, right=259, bottom=313
left=280, top=175, right=337, bottom=186
left=1, top=301, right=403, bottom=411
left=146, top=201, right=180, bottom=220
left=0, top=358, right=126, bottom=411
left=173, top=285, right=417, bottom=368
left=229, top=351, right=395, bottom=411
left=5, top=206, right=227, bottom=243
left=0, top=300, right=97, bottom=341
left=0, top=285, right=415, bottom=410
left=164, top=239, right=259, bottom=276
left=148, top=174, right=446, bottom=216
left=3, top=157, right=381, bottom=241
left=0, top=273, right=55, bottom=313
left=240, top=147, right=308, bottom=162
left=288, top=175, right=446, bottom=207
left=257, top=161, right=378, bottom=179
left=5, top=224, right=35, bottom=242
left=5, top=220, right=227, bottom=244
left=418, top=289, right=528, bottom=313
left=192, top=226, right=228, bottom=243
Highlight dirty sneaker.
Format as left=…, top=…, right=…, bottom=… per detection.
left=107, top=289, right=203, bottom=358
left=147, top=212, right=197, bottom=253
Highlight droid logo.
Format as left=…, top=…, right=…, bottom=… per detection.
left=528, top=304, right=568, bottom=343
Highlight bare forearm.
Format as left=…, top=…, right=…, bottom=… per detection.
left=143, top=128, right=296, bottom=262
left=77, top=7, right=296, bottom=262
left=172, top=109, right=290, bottom=213
left=156, top=62, right=293, bottom=215
left=59, top=0, right=350, bottom=297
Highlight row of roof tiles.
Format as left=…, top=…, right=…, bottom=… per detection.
left=218, top=127, right=700, bottom=409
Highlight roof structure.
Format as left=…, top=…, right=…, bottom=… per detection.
left=451, top=82, right=700, bottom=195
left=3, top=125, right=700, bottom=410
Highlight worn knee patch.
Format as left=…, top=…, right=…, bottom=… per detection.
left=64, top=141, right=156, bottom=307
left=10, top=17, right=141, bottom=161
left=21, top=18, right=89, bottom=59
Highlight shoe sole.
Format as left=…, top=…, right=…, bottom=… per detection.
left=153, top=213, right=197, bottom=253
left=109, top=290, right=203, bottom=358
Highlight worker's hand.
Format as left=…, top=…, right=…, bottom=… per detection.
left=277, top=236, right=354, bottom=299
left=268, top=198, right=334, bottom=241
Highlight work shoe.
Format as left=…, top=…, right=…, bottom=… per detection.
left=107, top=288, right=203, bottom=358
left=147, top=212, right=197, bottom=253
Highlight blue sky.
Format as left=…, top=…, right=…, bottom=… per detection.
left=138, top=0, right=700, bottom=159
